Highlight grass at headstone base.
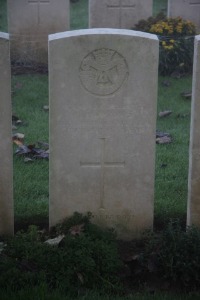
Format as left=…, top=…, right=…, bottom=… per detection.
left=1, top=289, right=200, bottom=300
left=12, top=74, right=192, bottom=229
left=1, top=0, right=199, bottom=299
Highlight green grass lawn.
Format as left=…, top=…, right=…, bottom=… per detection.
left=2, top=0, right=169, bottom=228
left=1, top=0, right=190, bottom=244
left=12, top=74, right=192, bottom=229
left=1, top=0, right=198, bottom=299
left=1, top=288, right=200, bottom=300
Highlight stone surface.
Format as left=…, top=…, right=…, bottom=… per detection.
left=7, top=0, right=70, bottom=66
left=89, top=0, right=153, bottom=29
left=0, top=33, right=13, bottom=236
left=187, top=35, right=200, bottom=227
left=49, top=29, right=159, bottom=240
left=168, top=0, right=200, bottom=32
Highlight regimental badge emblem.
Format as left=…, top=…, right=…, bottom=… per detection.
left=79, top=48, right=129, bottom=96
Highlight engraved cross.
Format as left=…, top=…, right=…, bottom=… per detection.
left=80, top=138, right=125, bottom=209
left=107, top=0, right=136, bottom=27
left=28, top=0, right=50, bottom=25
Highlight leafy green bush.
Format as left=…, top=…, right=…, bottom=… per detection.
left=134, top=13, right=196, bottom=75
left=0, top=214, right=122, bottom=295
left=141, top=221, right=200, bottom=290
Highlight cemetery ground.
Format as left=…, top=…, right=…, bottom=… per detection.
left=6, top=57, right=199, bottom=300
left=2, top=0, right=200, bottom=299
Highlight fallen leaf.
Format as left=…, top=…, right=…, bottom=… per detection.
left=156, top=136, right=172, bottom=144
left=43, top=105, right=49, bottom=111
left=15, top=145, right=32, bottom=155
left=77, top=273, right=84, bottom=284
left=24, top=157, right=34, bottom=163
left=14, top=82, right=23, bottom=90
left=158, top=110, right=172, bottom=118
left=12, top=132, right=25, bottom=141
left=161, top=80, right=171, bottom=87
left=45, top=235, right=65, bottom=246
left=12, top=115, right=23, bottom=126
left=156, top=130, right=170, bottom=138
left=37, top=141, right=49, bottom=150
left=69, top=223, right=85, bottom=236
left=181, top=91, right=192, bottom=99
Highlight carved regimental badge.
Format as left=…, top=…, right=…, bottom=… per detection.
left=79, top=48, right=129, bottom=96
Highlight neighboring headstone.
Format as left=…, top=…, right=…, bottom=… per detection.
left=7, top=0, right=70, bottom=67
left=187, top=35, right=200, bottom=227
left=0, top=33, right=13, bottom=236
left=168, top=0, right=200, bottom=32
left=89, top=0, right=153, bottom=29
left=49, top=29, right=159, bottom=240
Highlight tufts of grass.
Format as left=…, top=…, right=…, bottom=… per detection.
left=0, top=0, right=7, bottom=32
left=12, top=75, right=49, bottom=228
left=70, top=0, right=88, bottom=30
left=153, top=0, right=168, bottom=16
left=155, top=76, right=192, bottom=227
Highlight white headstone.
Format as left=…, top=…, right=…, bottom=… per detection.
left=187, top=35, right=200, bottom=227
left=0, top=32, right=13, bottom=236
left=168, top=0, right=200, bottom=32
left=89, top=0, right=153, bottom=29
left=7, top=0, right=70, bottom=66
left=49, top=29, right=159, bottom=240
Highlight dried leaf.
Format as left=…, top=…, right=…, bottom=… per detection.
left=181, top=91, right=192, bottom=99
left=156, top=130, right=170, bottom=138
left=34, top=151, right=49, bottom=159
left=24, top=157, right=34, bottom=163
left=43, top=105, right=49, bottom=111
left=158, top=110, right=172, bottom=118
left=69, top=223, right=85, bottom=236
left=77, top=273, right=84, bottom=284
left=45, top=235, right=65, bottom=246
left=37, top=141, right=49, bottom=150
left=14, top=82, right=23, bottom=90
left=15, top=145, right=32, bottom=155
left=156, top=136, right=172, bottom=144
left=161, top=80, right=171, bottom=87
left=12, top=115, right=23, bottom=126
left=13, top=139, right=23, bottom=146
left=13, top=132, right=25, bottom=141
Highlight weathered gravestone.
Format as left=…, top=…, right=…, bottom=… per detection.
left=89, top=0, right=153, bottom=29
left=0, top=33, right=13, bottom=236
left=7, top=0, right=70, bottom=66
left=187, top=35, right=200, bottom=227
left=168, top=0, right=200, bottom=32
left=49, top=29, right=159, bottom=240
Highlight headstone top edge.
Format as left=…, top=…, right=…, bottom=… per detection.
left=195, top=34, right=200, bottom=41
left=48, top=29, right=158, bottom=42
left=0, top=32, right=9, bottom=40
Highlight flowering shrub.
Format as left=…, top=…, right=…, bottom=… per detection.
left=134, top=13, right=196, bottom=75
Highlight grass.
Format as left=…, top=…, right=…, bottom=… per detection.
left=12, top=74, right=192, bottom=229
left=0, top=0, right=7, bottom=31
left=0, top=0, right=197, bottom=299
left=1, top=288, right=200, bottom=300
left=155, top=76, right=192, bottom=227
left=153, top=0, right=168, bottom=16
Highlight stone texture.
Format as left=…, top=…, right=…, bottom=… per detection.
left=89, top=0, right=153, bottom=29
left=168, top=0, right=200, bottom=32
left=7, top=0, right=70, bottom=66
left=187, top=35, right=200, bottom=227
left=49, top=29, right=159, bottom=240
left=0, top=33, right=13, bottom=236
